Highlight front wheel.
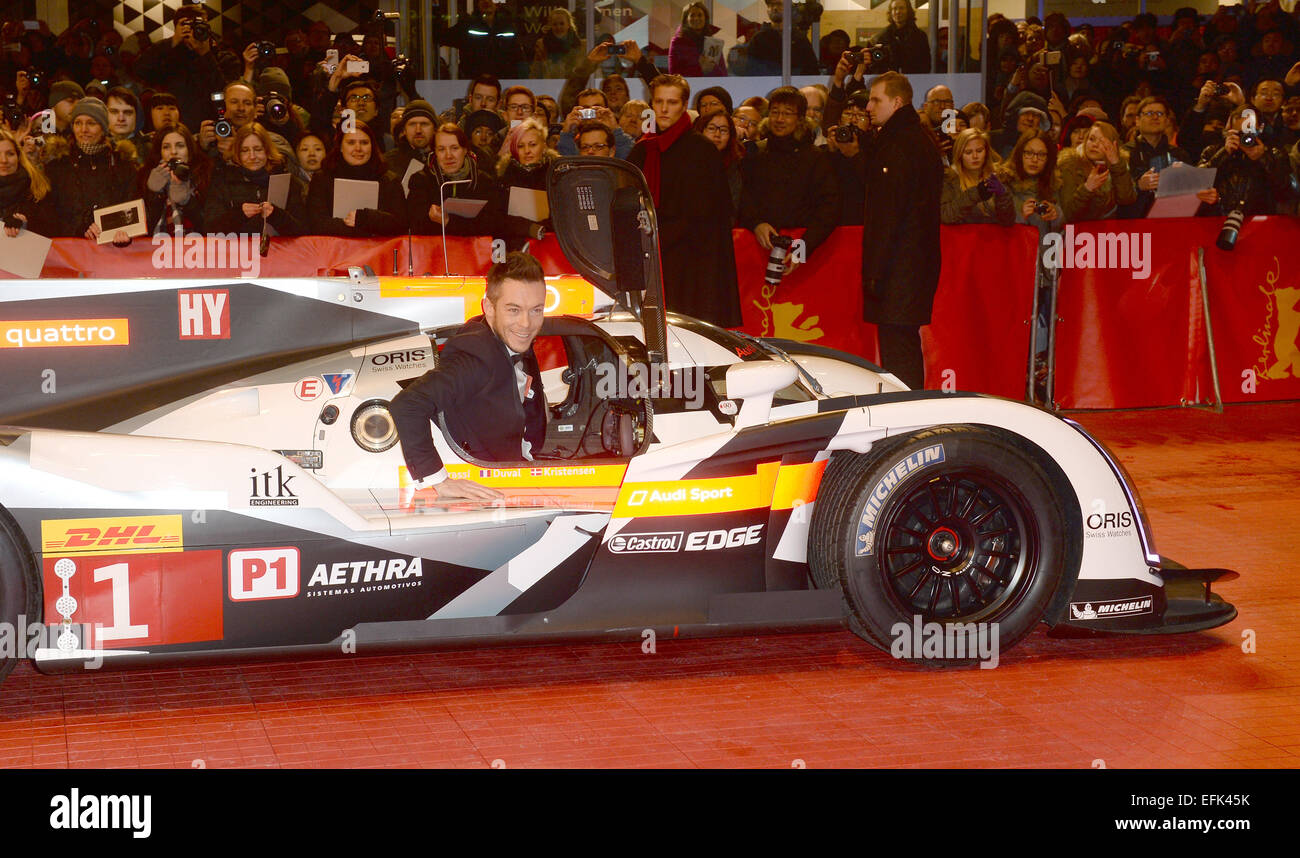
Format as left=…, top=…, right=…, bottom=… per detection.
left=811, top=426, right=1069, bottom=662
left=0, top=508, right=40, bottom=686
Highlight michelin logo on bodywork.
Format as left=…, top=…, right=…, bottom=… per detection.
left=855, top=444, right=946, bottom=557
left=1069, top=596, right=1154, bottom=620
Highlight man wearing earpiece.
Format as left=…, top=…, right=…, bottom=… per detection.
left=391, top=252, right=548, bottom=501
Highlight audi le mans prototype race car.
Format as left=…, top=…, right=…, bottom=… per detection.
left=0, top=160, right=1236, bottom=685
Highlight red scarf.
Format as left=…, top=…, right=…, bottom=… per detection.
left=638, top=115, right=691, bottom=205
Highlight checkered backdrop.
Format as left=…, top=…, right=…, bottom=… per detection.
left=71, top=0, right=368, bottom=42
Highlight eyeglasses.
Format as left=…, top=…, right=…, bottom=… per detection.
left=1139, top=110, right=1166, bottom=118
left=702, top=124, right=729, bottom=135
left=345, top=93, right=374, bottom=104
left=578, top=143, right=610, bottom=153
left=505, top=103, right=533, bottom=115
left=1022, top=149, right=1049, bottom=160
left=842, top=110, right=868, bottom=121
left=768, top=108, right=799, bottom=119
left=733, top=116, right=755, bottom=127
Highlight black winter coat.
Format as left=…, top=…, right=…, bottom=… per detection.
left=0, top=171, right=49, bottom=236
left=407, top=156, right=505, bottom=236
left=305, top=163, right=406, bottom=237
left=630, top=129, right=742, bottom=328
left=1119, top=135, right=1193, bottom=217
left=861, top=104, right=944, bottom=326
left=389, top=317, right=546, bottom=479
left=497, top=157, right=553, bottom=241
left=43, top=142, right=138, bottom=237
left=875, top=23, right=932, bottom=74
left=202, top=163, right=308, bottom=235
left=1196, top=143, right=1294, bottom=216
left=739, top=121, right=841, bottom=257
left=135, top=41, right=225, bottom=132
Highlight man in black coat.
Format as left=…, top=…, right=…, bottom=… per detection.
left=629, top=74, right=742, bottom=328
left=391, top=252, right=549, bottom=501
left=862, top=71, right=943, bottom=390
left=134, top=4, right=224, bottom=132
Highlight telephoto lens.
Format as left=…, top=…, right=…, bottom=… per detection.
left=265, top=95, right=289, bottom=123
left=1216, top=209, right=1245, bottom=251
left=764, top=235, right=794, bottom=285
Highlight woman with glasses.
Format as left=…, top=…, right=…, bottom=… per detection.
left=305, top=119, right=405, bottom=236
left=942, top=128, right=1015, bottom=225
left=1058, top=121, right=1135, bottom=222
left=995, top=129, right=1062, bottom=229
left=408, top=123, right=503, bottom=237
left=693, top=111, right=742, bottom=220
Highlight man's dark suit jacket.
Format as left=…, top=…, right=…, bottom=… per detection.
left=390, top=318, right=546, bottom=480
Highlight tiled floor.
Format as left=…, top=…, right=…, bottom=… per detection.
left=1, top=402, right=1296, bottom=769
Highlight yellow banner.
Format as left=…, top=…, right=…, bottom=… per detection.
left=379, top=275, right=597, bottom=317
left=41, top=515, right=184, bottom=556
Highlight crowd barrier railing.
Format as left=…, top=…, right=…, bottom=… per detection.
left=6, top=217, right=1297, bottom=409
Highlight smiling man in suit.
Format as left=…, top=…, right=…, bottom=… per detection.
left=391, top=252, right=549, bottom=500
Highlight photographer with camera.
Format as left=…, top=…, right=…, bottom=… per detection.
left=1194, top=105, right=1292, bottom=232
left=136, top=3, right=223, bottom=132
left=253, top=68, right=308, bottom=148
left=0, top=127, right=50, bottom=238
left=1180, top=79, right=1244, bottom=155
left=739, top=86, right=839, bottom=265
left=823, top=47, right=868, bottom=131
left=942, top=128, right=1015, bottom=226
left=556, top=89, right=633, bottom=159
left=137, top=123, right=209, bottom=235
left=824, top=90, right=870, bottom=226
left=861, top=71, right=943, bottom=391
left=200, top=81, right=298, bottom=171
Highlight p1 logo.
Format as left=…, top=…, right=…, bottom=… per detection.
left=228, top=547, right=300, bottom=601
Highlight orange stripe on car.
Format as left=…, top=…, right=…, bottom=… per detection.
left=770, top=460, right=827, bottom=510
left=379, top=275, right=597, bottom=316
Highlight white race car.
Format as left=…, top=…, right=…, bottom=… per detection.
left=0, top=160, right=1235, bottom=684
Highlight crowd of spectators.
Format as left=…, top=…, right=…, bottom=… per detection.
left=2, top=4, right=1300, bottom=333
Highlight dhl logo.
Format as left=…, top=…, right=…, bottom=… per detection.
left=41, top=515, right=184, bottom=556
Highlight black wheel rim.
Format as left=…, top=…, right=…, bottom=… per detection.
left=860, top=469, right=1038, bottom=624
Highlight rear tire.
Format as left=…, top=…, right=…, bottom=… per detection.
left=811, top=427, right=1068, bottom=662
left=0, top=508, right=39, bottom=685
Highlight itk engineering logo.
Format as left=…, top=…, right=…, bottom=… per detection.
left=249, top=465, right=298, bottom=506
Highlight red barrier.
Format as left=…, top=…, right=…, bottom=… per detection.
left=1201, top=217, right=1300, bottom=404
left=10, top=222, right=1297, bottom=408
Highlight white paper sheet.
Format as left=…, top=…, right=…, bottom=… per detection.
left=1147, top=163, right=1218, bottom=219
left=267, top=173, right=291, bottom=210
left=0, top=226, right=53, bottom=278
left=333, top=178, right=380, bottom=219
left=507, top=187, right=548, bottom=222
left=400, top=159, right=424, bottom=197
left=444, top=197, right=488, bottom=218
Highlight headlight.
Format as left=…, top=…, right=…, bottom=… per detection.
left=351, top=400, right=399, bottom=453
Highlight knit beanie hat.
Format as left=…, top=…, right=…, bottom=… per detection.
left=48, top=80, right=85, bottom=108
left=69, top=96, right=109, bottom=132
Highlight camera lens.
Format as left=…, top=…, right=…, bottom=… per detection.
left=215, top=118, right=232, bottom=138
left=265, top=95, right=288, bottom=123
left=258, top=41, right=276, bottom=60
left=834, top=125, right=856, bottom=143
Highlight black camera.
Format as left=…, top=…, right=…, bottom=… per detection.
left=392, top=54, right=412, bottom=78
left=372, top=10, right=401, bottom=23
left=606, top=44, right=626, bottom=56
left=764, top=234, right=794, bottom=285
left=1033, top=200, right=1052, bottom=217
left=257, top=41, right=277, bottom=61
left=211, top=92, right=232, bottom=138
left=264, top=94, right=289, bottom=124
left=191, top=18, right=211, bottom=41
left=2, top=213, right=24, bottom=230
left=1214, top=83, right=1230, bottom=97
left=165, top=157, right=191, bottom=181
left=834, top=124, right=857, bottom=143
left=869, top=43, right=893, bottom=68
left=101, top=44, right=116, bottom=57
left=2, top=96, right=23, bottom=130
left=1239, top=129, right=1258, bottom=148
left=26, top=68, right=42, bottom=87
